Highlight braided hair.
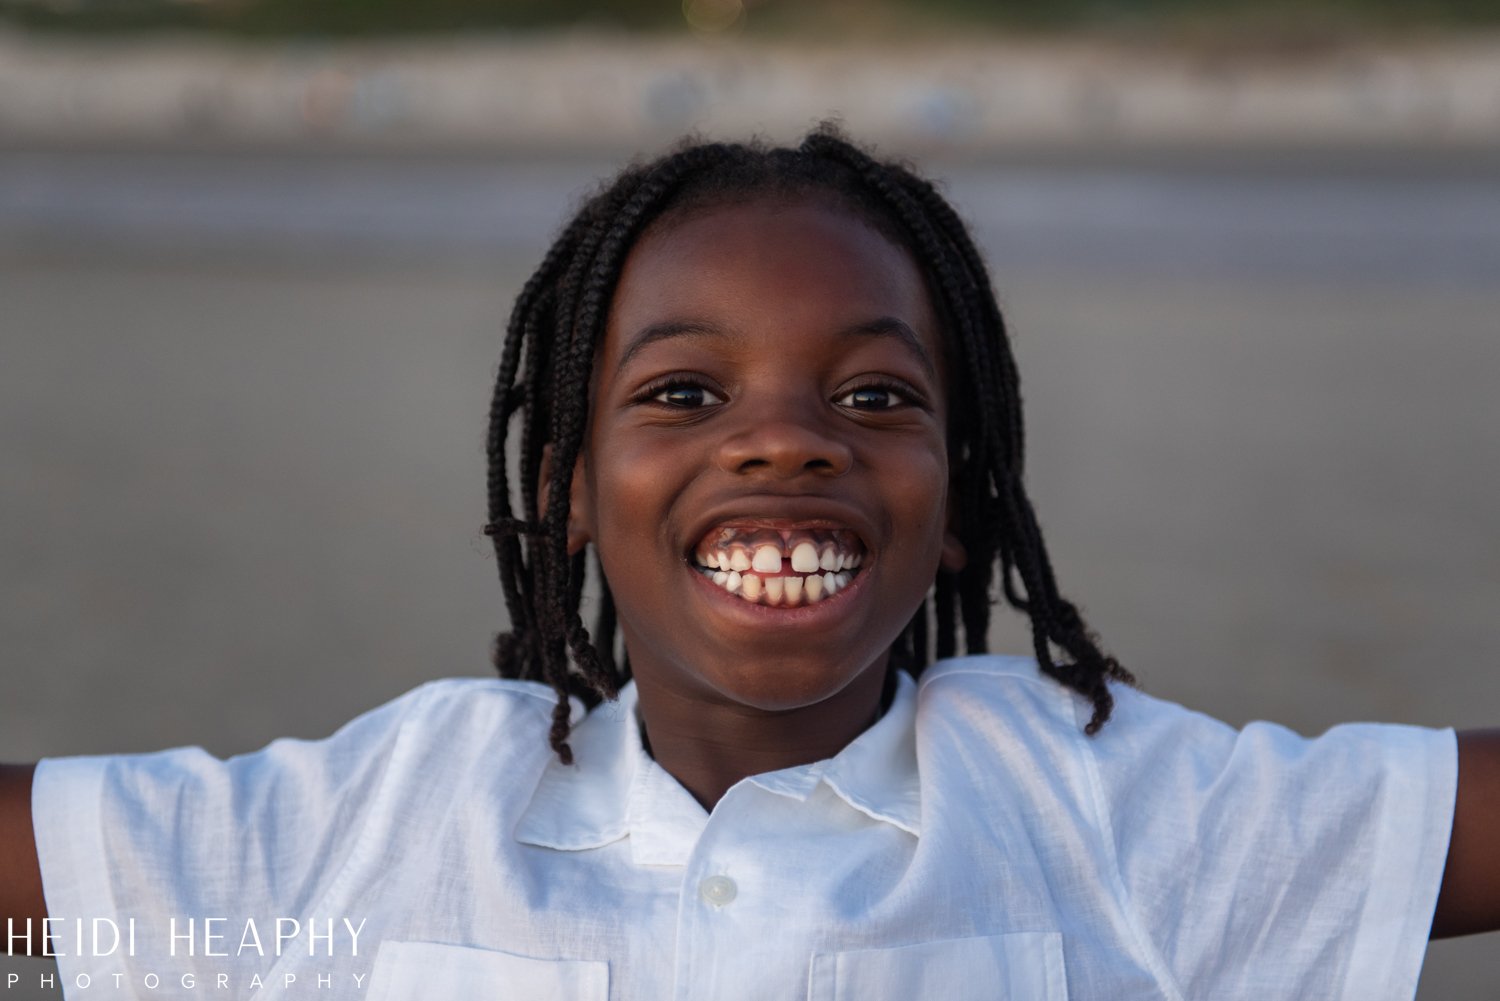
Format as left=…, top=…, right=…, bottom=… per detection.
left=484, top=125, right=1134, bottom=763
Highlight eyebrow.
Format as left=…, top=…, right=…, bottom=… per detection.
left=617, top=316, right=936, bottom=379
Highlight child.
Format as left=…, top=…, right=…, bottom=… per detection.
left=2, top=126, right=1498, bottom=1000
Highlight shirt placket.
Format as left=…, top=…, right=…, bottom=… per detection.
left=671, top=781, right=828, bottom=1001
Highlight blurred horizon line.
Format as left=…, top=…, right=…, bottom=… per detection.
left=3, top=27, right=1499, bottom=154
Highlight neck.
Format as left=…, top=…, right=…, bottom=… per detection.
left=632, top=666, right=889, bottom=811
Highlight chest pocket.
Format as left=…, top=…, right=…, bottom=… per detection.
left=809, top=932, right=1066, bottom=1001
left=366, top=941, right=608, bottom=1001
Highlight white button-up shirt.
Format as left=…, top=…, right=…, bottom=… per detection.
left=34, top=655, right=1455, bottom=1000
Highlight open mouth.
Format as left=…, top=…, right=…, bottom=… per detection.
left=690, top=524, right=865, bottom=608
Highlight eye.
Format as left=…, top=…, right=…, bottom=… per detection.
left=835, top=383, right=909, bottom=410
left=651, top=383, right=724, bottom=408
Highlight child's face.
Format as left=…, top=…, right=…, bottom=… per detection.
left=570, top=194, right=964, bottom=718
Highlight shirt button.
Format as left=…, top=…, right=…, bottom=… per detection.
left=698, top=875, right=738, bottom=907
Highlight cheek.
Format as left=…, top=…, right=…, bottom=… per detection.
left=885, top=441, right=952, bottom=533
left=587, top=437, right=686, bottom=565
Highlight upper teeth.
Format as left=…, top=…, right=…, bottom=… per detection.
left=693, top=527, right=863, bottom=608
left=791, top=542, right=819, bottom=573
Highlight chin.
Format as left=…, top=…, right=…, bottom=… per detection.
left=701, top=654, right=887, bottom=714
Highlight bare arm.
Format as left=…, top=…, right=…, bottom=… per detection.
left=0, top=764, right=47, bottom=955
left=1431, top=730, right=1500, bottom=938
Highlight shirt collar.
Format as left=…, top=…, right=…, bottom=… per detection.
left=745, top=671, right=921, bottom=836
left=513, top=671, right=921, bottom=862
left=515, top=682, right=709, bottom=864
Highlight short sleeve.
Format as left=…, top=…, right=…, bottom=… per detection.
left=1089, top=686, right=1458, bottom=1001
left=31, top=683, right=428, bottom=993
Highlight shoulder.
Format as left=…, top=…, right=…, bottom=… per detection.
left=918, top=652, right=1242, bottom=742
left=909, top=655, right=1110, bottom=789
left=912, top=654, right=1452, bottom=792
left=917, top=653, right=1070, bottom=702
left=38, top=677, right=568, bottom=805
left=916, top=653, right=1126, bottom=737
left=393, top=675, right=569, bottom=729
left=342, top=676, right=570, bottom=772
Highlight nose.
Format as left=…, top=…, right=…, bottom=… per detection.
left=714, top=400, right=854, bottom=480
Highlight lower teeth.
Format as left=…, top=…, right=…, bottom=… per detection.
left=699, top=567, right=855, bottom=606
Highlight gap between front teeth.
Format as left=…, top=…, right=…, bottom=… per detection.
left=699, top=542, right=862, bottom=574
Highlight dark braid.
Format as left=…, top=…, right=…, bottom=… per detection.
left=486, top=125, right=1133, bottom=760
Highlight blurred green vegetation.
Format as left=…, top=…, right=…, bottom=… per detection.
left=2, top=0, right=1498, bottom=38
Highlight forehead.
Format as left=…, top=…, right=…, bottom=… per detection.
left=604, top=196, right=941, bottom=366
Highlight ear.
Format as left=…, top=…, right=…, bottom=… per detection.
left=537, top=444, right=593, bottom=556
left=939, top=485, right=967, bottom=573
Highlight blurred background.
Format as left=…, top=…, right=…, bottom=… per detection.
left=2, top=1, right=1499, bottom=997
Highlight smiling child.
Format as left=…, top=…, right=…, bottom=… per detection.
left=3, top=127, right=1499, bottom=1000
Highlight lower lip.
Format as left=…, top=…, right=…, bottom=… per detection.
left=686, top=563, right=870, bottom=626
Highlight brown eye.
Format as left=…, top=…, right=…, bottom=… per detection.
left=654, top=384, right=724, bottom=408
left=836, top=385, right=904, bottom=409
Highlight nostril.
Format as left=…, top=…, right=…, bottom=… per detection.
left=715, top=419, right=853, bottom=477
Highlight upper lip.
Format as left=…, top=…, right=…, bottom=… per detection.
left=682, top=495, right=876, bottom=561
